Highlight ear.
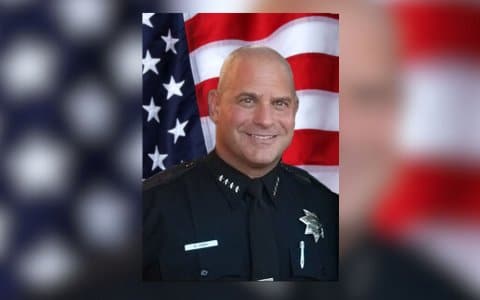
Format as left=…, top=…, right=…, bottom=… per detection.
left=208, top=89, right=220, bottom=123
left=293, top=94, right=299, bottom=114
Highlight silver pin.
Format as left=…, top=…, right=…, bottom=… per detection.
left=229, top=182, right=234, bottom=189
left=235, top=186, right=239, bottom=193
left=300, top=241, right=305, bottom=269
left=224, top=178, right=229, bottom=185
left=273, top=176, right=280, bottom=197
left=218, top=175, right=223, bottom=182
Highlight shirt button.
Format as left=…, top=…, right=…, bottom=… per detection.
left=200, top=269, right=208, bottom=277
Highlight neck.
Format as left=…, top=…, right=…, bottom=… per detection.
left=214, top=147, right=279, bottom=179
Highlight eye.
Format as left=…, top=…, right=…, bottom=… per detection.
left=273, top=99, right=289, bottom=108
left=239, top=97, right=255, bottom=106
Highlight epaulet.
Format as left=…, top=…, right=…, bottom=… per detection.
left=281, top=163, right=337, bottom=197
left=280, top=163, right=321, bottom=186
left=142, top=161, right=197, bottom=191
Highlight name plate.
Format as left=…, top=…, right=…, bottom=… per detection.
left=184, top=240, right=218, bottom=251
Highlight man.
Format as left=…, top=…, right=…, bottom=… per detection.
left=143, top=46, right=338, bottom=281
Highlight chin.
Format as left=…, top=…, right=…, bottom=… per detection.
left=243, top=150, right=280, bottom=168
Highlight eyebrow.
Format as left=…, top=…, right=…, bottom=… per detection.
left=235, top=92, right=261, bottom=99
left=272, top=96, right=293, bottom=103
left=235, top=92, right=293, bottom=102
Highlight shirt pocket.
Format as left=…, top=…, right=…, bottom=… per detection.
left=289, top=238, right=328, bottom=280
left=158, top=235, right=200, bottom=280
left=197, top=235, right=250, bottom=280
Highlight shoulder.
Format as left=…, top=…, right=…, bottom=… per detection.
left=280, top=163, right=337, bottom=197
left=280, top=163, right=315, bottom=185
left=142, top=160, right=201, bottom=192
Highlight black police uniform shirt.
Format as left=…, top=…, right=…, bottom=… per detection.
left=143, top=151, right=338, bottom=281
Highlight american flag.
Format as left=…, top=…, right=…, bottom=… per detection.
left=374, top=3, right=480, bottom=295
left=142, top=13, right=339, bottom=193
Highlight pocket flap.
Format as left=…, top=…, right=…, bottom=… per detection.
left=289, top=239, right=327, bottom=280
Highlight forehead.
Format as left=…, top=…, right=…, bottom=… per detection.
left=222, top=54, right=294, bottom=93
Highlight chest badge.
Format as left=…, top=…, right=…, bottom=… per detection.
left=299, top=209, right=324, bottom=243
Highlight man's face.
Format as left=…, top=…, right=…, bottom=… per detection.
left=339, top=8, right=400, bottom=246
left=209, top=55, right=297, bottom=174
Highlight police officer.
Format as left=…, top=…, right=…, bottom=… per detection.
left=143, top=46, right=338, bottom=281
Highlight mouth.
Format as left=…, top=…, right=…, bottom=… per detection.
left=245, top=133, right=278, bottom=141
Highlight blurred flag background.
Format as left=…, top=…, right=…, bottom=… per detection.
left=0, top=1, right=143, bottom=299
left=143, top=13, right=339, bottom=193
left=0, top=0, right=479, bottom=299
left=373, top=2, right=480, bottom=297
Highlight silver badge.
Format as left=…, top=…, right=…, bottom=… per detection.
left=299, top=209, right=324, bottom=243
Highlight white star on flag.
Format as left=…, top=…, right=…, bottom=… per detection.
left=168, top=118, right=189, bottom=144
left=161, top=29, right=180, bottom=54
left=142, top=97, right=161, bottom=123
left=142, top=50, right=160, bottom=75
left=148, top=146, right=168, bottom=171
left=142, top=13, right=155, bottom=28
left=163, top=76, right=184, bottom=100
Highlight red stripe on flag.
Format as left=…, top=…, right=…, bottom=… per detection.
left=282, top=129, right=338, bottom=165
left=390, top=3, right=480, bottom=60
left=374, top=162, right=480, bottom=238
left=288, top=53, right=338, bottom=92
left=185, top=13, right=338, bottom=52
left=194, top=53, right=339, bottom=117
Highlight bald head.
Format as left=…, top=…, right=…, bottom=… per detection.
left=217, top=46, right=296, bottom=95
left=207, top=45, right=299, bottom=178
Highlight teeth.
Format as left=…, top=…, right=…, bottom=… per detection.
left=255, top=135, right=272, bottom=140
left=249, top=134, right=275, bottom=140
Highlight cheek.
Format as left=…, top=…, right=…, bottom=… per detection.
left=278, top=113, right=296, bottom=133
left=226, top=108, right=252, bottom=130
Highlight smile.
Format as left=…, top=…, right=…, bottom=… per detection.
left=246, top=133, right=277, bottom=140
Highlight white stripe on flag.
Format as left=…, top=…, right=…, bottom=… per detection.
left=189, top=16, right=339, bottom=84
left=200, top=116, right=216, bottom=153
left=400, top=63, right=480, bottom=159
left=296, top=90, right=338, bottom=131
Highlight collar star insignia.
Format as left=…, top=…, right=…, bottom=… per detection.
left=299, top=209, right=324, bottom=243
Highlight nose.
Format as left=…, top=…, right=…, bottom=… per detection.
left=252, top=101, right=274, bottom=128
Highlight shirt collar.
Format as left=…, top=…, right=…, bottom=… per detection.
left=205, top=150, right=281, bottom=210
